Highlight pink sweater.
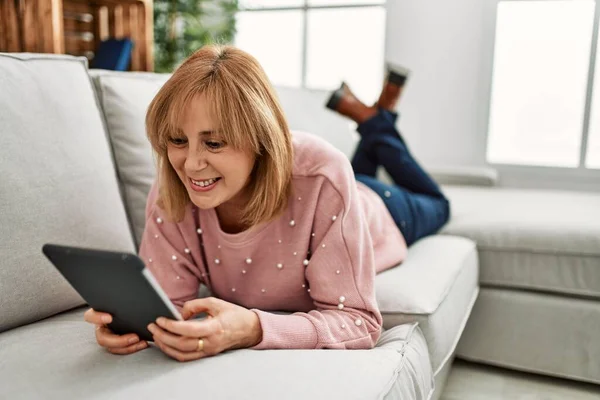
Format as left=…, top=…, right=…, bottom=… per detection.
left=138, top=131, right=407, bottom=350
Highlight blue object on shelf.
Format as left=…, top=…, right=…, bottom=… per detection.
left=91, top=38, right=133, bottom=71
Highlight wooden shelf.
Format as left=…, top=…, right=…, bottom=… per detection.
left=0, top=0, right=154, bottom=71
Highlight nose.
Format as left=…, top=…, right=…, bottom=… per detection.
left=184, top=144, right=209, bottom=173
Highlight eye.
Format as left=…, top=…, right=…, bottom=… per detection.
left=205, top=140, right=225, bottom=150
left=168, top=137, right=187, bottom=146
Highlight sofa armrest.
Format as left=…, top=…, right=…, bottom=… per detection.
left=427, top=166, right=499, bottom=187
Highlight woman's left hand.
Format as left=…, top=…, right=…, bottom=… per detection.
left=147, top=297, right=263, bottom=362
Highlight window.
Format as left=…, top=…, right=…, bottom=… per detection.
left=486, top=0, right=599, bottom=169
left=234, top=0, right=386, bottom=103
left=235, top=10, right=305, bottom=87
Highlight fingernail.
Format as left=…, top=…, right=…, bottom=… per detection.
left=147, top=324, right=153, bottom=332
left=128, top=336, right=139, bottom=344
left=102, top=316, right=111, bottom=323
left=137, top=342, right=147, bottom=350
left=156, top=317, right=165, bottom=325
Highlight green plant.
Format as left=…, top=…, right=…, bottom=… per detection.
left=153, top=0, right=238, bottom=73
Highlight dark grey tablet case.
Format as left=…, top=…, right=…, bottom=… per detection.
left=42, top=244, right=182, bottom=342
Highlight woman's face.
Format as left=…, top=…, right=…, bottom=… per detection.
left=167, top=94, right=256, bottom=211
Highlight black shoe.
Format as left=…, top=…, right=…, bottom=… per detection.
left=324, top=82, right=377, bottom=123
left=325, top=82, right=348, bottom=111
left=386, top=62, right=411, bottom=87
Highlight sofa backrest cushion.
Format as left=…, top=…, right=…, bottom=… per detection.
left=273, top=86, right=358, bottom=159
left=89, top=70, right=170, bottom=248
left=0, top=54, right=136, bottom=333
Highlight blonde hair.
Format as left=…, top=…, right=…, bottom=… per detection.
left=145, top=44, right=293, bottom=227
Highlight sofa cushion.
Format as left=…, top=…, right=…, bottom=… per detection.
left=442, top=186, right=600, bottom=299
left=375, top=235, right=479, bottom=378
left=0, top=54, right=136, bottom=333
left=0, top=308, right=433, bottom=400
left=273, top=86, right=359, bottom=159
left=89, top=70, right=170, bottom=248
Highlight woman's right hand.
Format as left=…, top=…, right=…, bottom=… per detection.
left=83, top=308, right=148, bottom=355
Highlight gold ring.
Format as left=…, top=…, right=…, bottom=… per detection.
left=197, top=338, right=204, bottom=352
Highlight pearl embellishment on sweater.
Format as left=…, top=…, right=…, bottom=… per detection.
left=384, top=190, right=391, bottom=198
left=146, top=198, right=363, bottom=322
left=341, top=324, right=346, bottom=329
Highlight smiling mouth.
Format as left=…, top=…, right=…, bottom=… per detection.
left=190, top=177, right=221, bottom=188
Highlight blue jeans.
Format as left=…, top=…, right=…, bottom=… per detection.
left=352, top=109, right=450, bottom=246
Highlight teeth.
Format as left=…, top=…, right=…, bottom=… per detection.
left=192, top=178, right=217, bottom=187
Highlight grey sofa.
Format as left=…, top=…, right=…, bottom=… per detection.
left=0, top=52, right=596, bottom=399
left=0, top=53, right=477, bottom=400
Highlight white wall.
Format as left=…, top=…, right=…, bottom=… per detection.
left=384, top=0, right=491, bottom=169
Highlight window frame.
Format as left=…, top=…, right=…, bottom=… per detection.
left=237, top=0, right=387, bottom=88
left=482, top=0, right=600, bottom=189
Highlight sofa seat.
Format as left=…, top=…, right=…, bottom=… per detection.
left=375, top=235, right=479, bottom=399
left=0, top=308, right=433, bottom=400
left=441, top=185, right=600, bottom=299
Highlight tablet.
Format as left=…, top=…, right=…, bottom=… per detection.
left=42, top=243, right=183, bottom=342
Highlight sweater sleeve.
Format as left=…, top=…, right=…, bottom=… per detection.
left=251, top=157, right=383, bottom=350
left=138, top=181, right=203, bottom=309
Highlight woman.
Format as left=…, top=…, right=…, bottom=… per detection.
left=83, top=44, right=450, bottom=361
